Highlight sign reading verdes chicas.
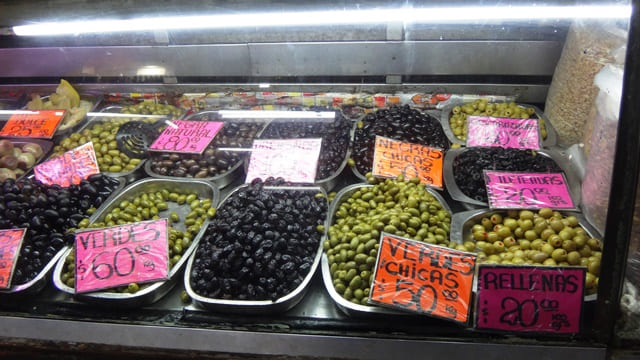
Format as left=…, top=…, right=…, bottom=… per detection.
left=466, top=116, right=540, bottom=150
left=476, top=265, right=585, bottom=334
left=246, top=138, right=322, bottom=183
left=34, top=142, right=100, bottom=187
left=369, top=233, right=476, bottom=323
left=149, top=120, right=224, bottom=154
left=0, top=110, right=66, bottom=139
left=484, top=171, right=575, bottom=209
left=75, top=218, right=169, bottom=293
left=0, top=228, right=26, bottom=289
left=372, top=136, right=443, bottom=188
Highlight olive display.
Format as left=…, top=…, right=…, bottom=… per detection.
left=258, top=112, right=351, bottom=180
left=150, top=121, right=263, bottom=178
left=352, top=105, right=450, bottom=176
left=0, top=140, right=45, bottom=181
left=463, top=209, right=602, bottom=294
left=60, top=188, right=214, bottom=293
left=448, top=100, right=548, bottom=141
left=120, top=101, right=182, bottom=119
left=190, top=178, right=327, bottom=301
left=325, top=176, right=451, bottom=305
left=452, top=148, right=561, bottom=202
left=0, top=174, right=120, bottom=285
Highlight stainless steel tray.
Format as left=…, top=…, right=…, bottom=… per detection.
left=443, top=147, right=582, bottom=209
left=321, top=183, right=452, bottom=316
left=144, top=111, right=268, bottom=189
left=53, top=178, right=220, bottom=307
left=185, top=184, right=327, bottom=313
left=30, top=93, right=103, bottom=137
left=0, top=176, right=125, bottom=296
left=439, top=103, right=558, bottom=148
left=450, top=208, right=600, bottom=301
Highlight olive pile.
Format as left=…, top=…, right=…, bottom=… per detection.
left=352, top=105, right=450, bottom=175
left=150, top=121, right=263, bottom=178
left=190, top=178, right=327, bottom=301
left=463, top=209, right=602, bottom=294
left=259, top=112, right=351, bottom=180
left=120, top=101, right=182, bottom=119
left=0, top=174, right=120, bottom=285
left=326, top=176, right=451, bottom=305
left=449, top=100, right=548, bottom=141
left=60, top=188, right=215, bottom=293
left=453, top=148, right=561, bottom=202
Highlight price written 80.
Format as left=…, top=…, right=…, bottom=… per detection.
left=77, top=244, right=156, bottom=281
left=156, top=135, right=201, bottom=152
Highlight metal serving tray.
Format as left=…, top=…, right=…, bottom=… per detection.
left=450, top=208, right=600, bottom=301
left=439, top=103, right=558, bottom=148
left=185, top=184, right=327, bottom=313
left=0, top=176, right=125, bottom=297
left=443, top=147, right=582, bottom=209
left=321, top=183, right=452, bottom=316
left=144, top=111, right=268, bottom=189
left=53, top=178, right=220, bottom=307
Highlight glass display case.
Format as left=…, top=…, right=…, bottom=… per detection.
left=0, top=1, right=638, bottom=358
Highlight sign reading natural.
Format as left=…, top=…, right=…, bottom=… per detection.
left=0, top=228, right=26, bottom=289
left=246, top=138, right=322, bottom=183
left=372, top=136, right=443, bottom=187
left=466, top=116, right=540, bottom=149
left=476, top=265, right=585, bottom=334
left=74, top=218, right=169, bottom=293
left=149, top=120, right=224, bottom=154
left=484, top=170, right=575, bottom=209
left=0, top=110, right=66, bottom=138
left=34, top=141, right=100, bottom=187
left=369, top=233, right=476, bottom=323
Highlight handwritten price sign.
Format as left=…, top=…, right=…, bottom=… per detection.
left=484, top=171, right=575, bottom=209
left=372, top=136, right=443, bottom=188
left=149, top=120, right=224, bottom=154
left=0, top=110, right=66, bottom=138
left=0, top=228, right=26, bottom=289
left=34, top=142, right=100, bottom=187
left=74, top=218, right=169, bottom=293
left=246, top=138, right=322, bottom=183
left=467, top=116, right=540, bottom=150
left=476, top=265, right=585, bottom=334
left=369, top=233, right=476, bottom=323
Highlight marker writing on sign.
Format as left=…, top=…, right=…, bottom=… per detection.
left=76, top=221, right=163, bottom=251
left=493, top=174, right=564, bottom=186
left=482, top=271, right=580, bottom=294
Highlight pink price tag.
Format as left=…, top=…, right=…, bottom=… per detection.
left=34, top=142, right=100, bottom=187
left=476, top=265, right=585, bottom=334
left=0, top=228, right=26, bottom=289
left=246, top=138, right=322, bottom=183
left=484, top=171, right=575, bottom=209
left=467, top=116, right=540, bottom=149
left=74, top=219, right=169, bottom=293
left=149, top=120, right=224, bottom=154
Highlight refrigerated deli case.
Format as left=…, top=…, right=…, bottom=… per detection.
left=0, top=1, right=639, bottom=358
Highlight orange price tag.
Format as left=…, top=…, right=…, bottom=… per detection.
left=0, top=228, right=27, bottom=289
left=369, top=233, right=476, bottom=323
left=372, top=136, right=443, bottom=188
left=34, top=142, right=100, bottom=187
left=0, top=110, right=66, bottom=138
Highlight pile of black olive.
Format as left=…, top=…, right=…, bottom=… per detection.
left=190, top=178, right=327, bottom=301
left=352, top=105, right=450, bottom=175
left=258, top=111, right=351, bottom=180
left=150, top=119, right=264, bottom=178
left=0, top=174, right=120, bottom=284
left=453, top=148, right=562, bottom=202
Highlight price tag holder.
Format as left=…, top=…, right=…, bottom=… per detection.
left=0, top=110, right=66, bottom=139
left=74, top=218, right=169, bottom=293
left=467, top=116, right=540, bottom=150
left=372, top=136, right=444, bottom=188
left=34, top=142, right=100, bottom=187
left=0, top=228, right=27, bottom=289
left=149, top=120, right=224, bottom=154
left=369, top=233, right=476, bottom=324
left=484, top=170, right=575, bottom=209
left=476, top=265, right=585, bottom=334
left=246, top=138, right=322, bottom=183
